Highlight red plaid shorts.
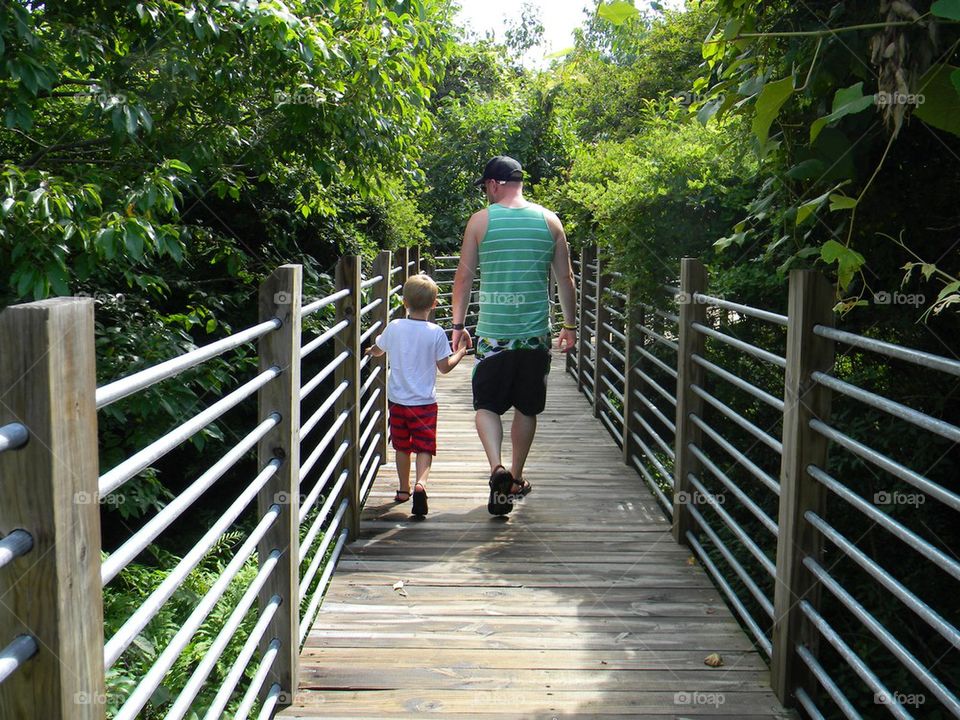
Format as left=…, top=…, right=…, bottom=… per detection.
left=388, top=402, right=438, bottom=455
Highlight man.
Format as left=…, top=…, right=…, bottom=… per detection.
left=452, top=155, right=577, bottom=516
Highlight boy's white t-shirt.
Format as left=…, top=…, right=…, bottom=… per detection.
left=376, top=318, right=452, bottom=406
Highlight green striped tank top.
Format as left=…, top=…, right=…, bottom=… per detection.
left=476, top=203, right=555, bottom=340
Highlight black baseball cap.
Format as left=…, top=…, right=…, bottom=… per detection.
left=474, top=155, right=524, bottom=186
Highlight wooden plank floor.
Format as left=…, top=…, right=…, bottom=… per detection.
left=280, top=353, right=794, bottom=719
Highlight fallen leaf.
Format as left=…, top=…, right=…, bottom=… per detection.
left=686, top=556, right=697, bottom=566
left=392, top=580, right=407, bottom=597
left=704, top=652, right=724, bottom=667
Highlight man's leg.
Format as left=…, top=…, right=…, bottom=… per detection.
left=510, top=410, right=537, bottom=486
left=475, top=408, right=504, bottom=472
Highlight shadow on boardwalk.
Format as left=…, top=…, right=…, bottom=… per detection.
left=279, top=353, right=795, bottom=719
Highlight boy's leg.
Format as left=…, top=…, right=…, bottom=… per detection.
left=396, top=450, right=411, bottom=494
left=475, top=409, right=504, bottom=473
left=397, top=450, right=410, bottom=495
left=415, top=452, right=433, bottom=489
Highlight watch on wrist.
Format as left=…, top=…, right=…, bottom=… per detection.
left=452, top=323, right=465, bottom=330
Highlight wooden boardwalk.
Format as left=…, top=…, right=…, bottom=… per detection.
left=280, top=353, right=794, bottom=719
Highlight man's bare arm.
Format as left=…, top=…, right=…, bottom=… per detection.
left=546, top=212, right=577, bottom=352
left=452, top=210, right=484, bottom=350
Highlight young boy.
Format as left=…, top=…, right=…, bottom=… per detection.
left=365, top=272, right=467, bottom=516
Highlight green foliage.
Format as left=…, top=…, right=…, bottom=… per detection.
left=695, top=0, right=960, bottom=312
left=419, top=39, right=577, bottom=247
left=103, top=533, right=260, bottom=718
left=541, top=100, right=757, bottom=293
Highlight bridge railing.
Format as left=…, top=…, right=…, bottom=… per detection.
left=571, top=250, right=960, bottom=719
left=0, top=248, right=417, bottom=719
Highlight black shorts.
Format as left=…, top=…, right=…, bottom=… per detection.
left=472, top=349, right=551, bottom=416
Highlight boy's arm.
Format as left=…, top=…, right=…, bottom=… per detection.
left=436, top=345, right=467, bottom=374
left=365, top=333, right=386, bottom=356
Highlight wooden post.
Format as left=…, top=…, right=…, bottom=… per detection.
left=621, top=290, right=644, bottom=464
left=671, top=258, right=707, bottom=544
left=565, top=256, right=575, bottom=377
left=334, top=256, right=362, bottom=540
left=771, top=270, right=834, bottom=705
left=410, top=245, right=421, bottom=276
left=421, top=252, right=436, bottom=324
left=396, top=247, right=411, bottom=322
left=256, top=265, right=302, bottom=707
left=370, top=250, right=392, bottom=468
left=592, top=252, right=610, bottom=418
left=0, top=298, right=104, bottom=720
left=576, top=246, right=595, bottom=392
left=399, top=246, right=412, bottom=286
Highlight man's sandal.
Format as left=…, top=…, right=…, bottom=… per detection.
left=510, top=478, right=533, bottom=498
left=394, top=489, right=411, bottom=503
left=487, top=465, right=513, bottom=516
left=412, top=482, right=428, bottom=516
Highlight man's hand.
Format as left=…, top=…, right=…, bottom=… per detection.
left=452, top=327, right=473, bottom=352
left=556, top=328, right=577, bottom=354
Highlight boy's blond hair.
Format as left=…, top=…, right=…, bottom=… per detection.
left=403, top=273, right=438, bottom=312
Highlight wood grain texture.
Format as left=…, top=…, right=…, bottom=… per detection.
left=257, top=264, right=302, bottom=707
left=281, top=351, right=794, bottom=719
left=334, top=256, right=362, bottom=539
left=0, top=298, right=105, bottom=719
left=370, top=250, right=392, bottom=465
left=671, top=258, right=707, bottom=544
left=771, top=270, right=835, bottom=705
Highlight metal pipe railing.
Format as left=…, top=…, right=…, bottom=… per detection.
left=0, top=423, right=28, bottom=454
left=814, top=324, right=960, bottom=376
left=164, top=550, right=282, bottom=720
left=101, top=414, right=280, bottom=585
left=810, top=419, right=960, bottom=511
left=104, top=458, right=282, bottom=668
left=0, top=529, right=33, bottom=571
left=0, top=635, right=38, bottom=685
left=98, top=366, right=281, bottom=496
left=112, top=507, right=282, bottom=720
left=96, top=318, right=281, bottom=409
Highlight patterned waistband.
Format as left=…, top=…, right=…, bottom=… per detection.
left=475, top=335, right=551, bottom=359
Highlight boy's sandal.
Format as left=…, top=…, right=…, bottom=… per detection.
left=394, top=490, right=411, bottom=503
left=412, top=482, right=428, bottom=516
left=487, top=465, right=514, bottom=516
